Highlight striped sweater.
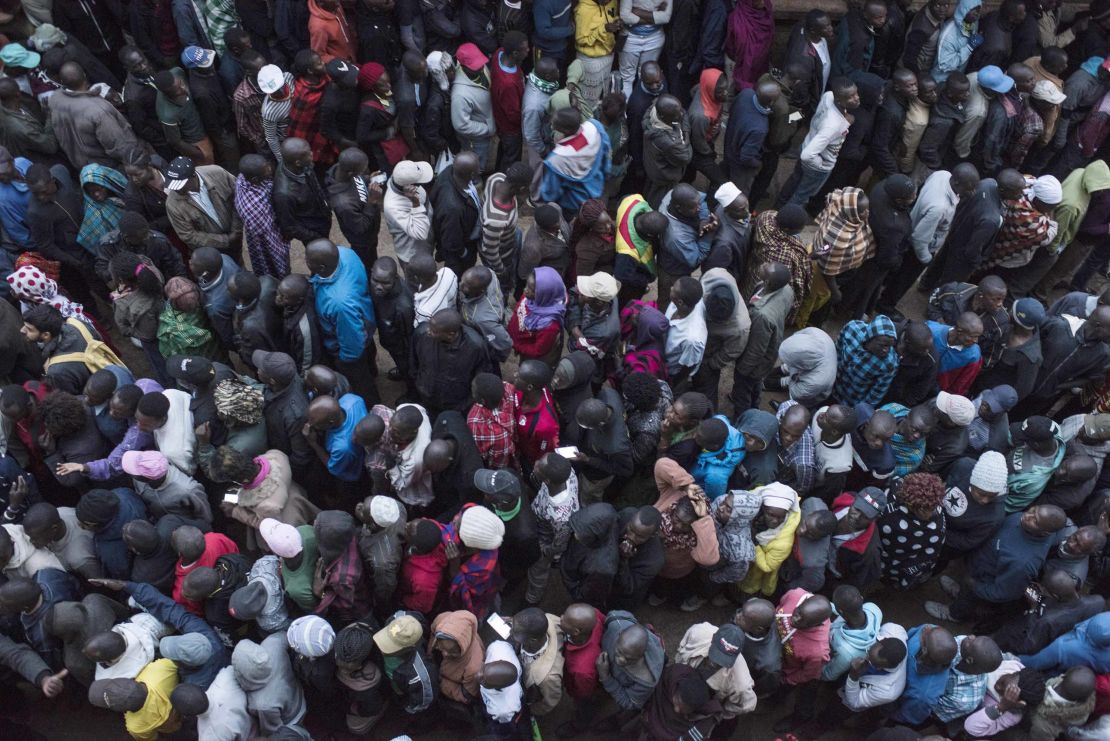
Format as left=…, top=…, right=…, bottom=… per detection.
left=480, top=173, right=519, bottom=280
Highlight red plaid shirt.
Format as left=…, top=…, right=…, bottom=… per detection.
left=287, top=75, right=337, bottom=166
left=466, top=382, right=519, bottom=470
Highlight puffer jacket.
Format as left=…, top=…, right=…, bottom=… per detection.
left=690, top=414, right=746, bottom=500
left=357, top=513, right=406, bottom=606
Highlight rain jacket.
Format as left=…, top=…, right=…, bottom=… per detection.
left=932, top=0, right=982, bottom=82
left=1051, top=160, right=1110, bottom=252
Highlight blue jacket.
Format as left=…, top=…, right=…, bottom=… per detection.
left=126, top=581, right=229, bottom=689
left=931, top=0, right=982, bottom=82
left=658, top=189, right=713, bottom=276
left=198, top=254, right=241, bottom=348
left=1019, top=612, right=1110, bottom=674
left=690, top=415, right=746, bottom=500
left=689, top=0, right=730, bottom=75
left=92, top=488, right=148, bottom=579
left=0, top=157, right=31, bottom=244
left=968, top=512, right=1058, bottom=603
left=724, top=89, right=770, bottom=169
left=893, top=625, right=953, bottom=725
left=532, top=0, right=574, bottom=53
left=311, top=246, right=376, bottom=362
left=326, top=393, right=368, bottom=482
left=23, top=568, right=82, bottom=669
left=538, top=120, right=612, bottom=214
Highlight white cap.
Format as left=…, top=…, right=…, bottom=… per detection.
left=369, top=496, right=403, bottom=527
left=715, top=181, right=743, bottom=207
left=392, top=160, right=434, bottom=186
left=1032, top=79, right=1067, bottom=105
left=257, top=64, right=286, bottom=94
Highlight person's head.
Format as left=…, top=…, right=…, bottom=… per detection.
left=0, top=576, right=41, bottom=615
left=228, top=271, right=261, bottom=307
left=1041, top=46, right=1068, bottom=77
left=957, top=635, right=1003, bottom=675
left=452, top=151, right=480, bottom=185
left=84, top=369, right=120, bottom=408
left=671, top=673, right=711, bottom=718
left=639, top=61, right=664, bottom=94
left=1060, top=666, right=1097, bottom=703
left=20, top=303, right=63, bottom=344
left=817, top=404, right=857, bottom=443
left=37, top=390, right=87, bottom=441
left=238, top=153, right=273, bottom=187
left=273, top=273, right=309, bottom=312
left=599, top=90, right=627, bottom=123
left=760, top=261, right=792, bottom=292
left=533, top=452, right=572, bottom=492
left=757, top=484, right=796, bottom=530
left=280, top=137, right=313, bottom=174
left=1019, top=504, right=1067, bottom=538
left=898, top=320, right=934, bottom=360
left=389, top=405, right=425, bottom=448
left=171, top=525, right=207, bottom=564
left=867, top=636, right=909, bottom=670
left=971, top=276, right=1007, bottom=316
left=25, top=163, right=57, bottom=204
left=916, top=625, right=958, bottom=673
left=135, top=392, right=169, bottom=434
left=623, top=506, right=662, bottom=547
left=223, top=26, right=253, bottom=55
left=189, top=246, right=223, bottom=284
left=422, top=438, right=457, bottom=474
left=119, top=46, right=154, bottom=78
left=804, top=9, right=834, bottom=41
left=614, top=623, right=649, bottom=666
left=1086, top=305, right=1110, bottom=342
left=105, top=384, right=143, bottom=423
left=892, top=67, right=919, bottom=100
left=694, top=418, right=729, bottom=455
left=663, top=391, right=712, bottom=431
left=428, top=308, right=463, bottom=346
left=1000, top=0, right=1027, bottom=29
left=122, top=519, right=161, bottom=556
left=306, top=395, right=345, bottom=433
left=515, top=359, right=554, bottom=393
left=57, top=62, right=88, bottom=91
left=1008, top=62, right=1036, bottom=95
left=152, top=68, right=188, bottom=99
left=862, top=0, right=888, bottom=28
left=791, top=594, right=832, bottom=629
left=949, top=311, right=984, bottom=348
left=22, top=503, right=64, bottom=549
left=862, top=325, right=896, bottom=358
left=1054, top=453, right=1098, bottom=486
left=560, top=603, right=599, bottom=646
left=863, top=410, right=897, bottom=449
left=917, top=74, right=939, bottom=104
left=997, top=168, right=1027, bottom=201
left=83, top=630, right=127, bottom=665
left=897, top=472, right=945, bottom=520
left=181, top=566, right=219, bottom=602
left=734, top=598, right=775, bottom=637
left=655, top=94, right=685, bottom=126
left=169, top=683, right=208, bottom=718
left=404, top=517, right=443, bottom=555
left=510, top=607, right=550, bottom=653
left=831, top=76, right=860, bottom=111
left=87, top=679, right=148, bottom=713
left=633, top=209, right=669, bottom=246
left=314, top=510, right=358, bottom=563
left=404, top=250, right=438, bottom=291
left=576, top=398, right=612, bottom=432
left=832, top=584, right=865, bottom=616
left=501, top=29, right=529, bottom=66
left=369, top=256, right=401, bottom=301
left=471, top=372, right=505, bottom=411
left=304, top=239, right=340, bottom=278
left=944, top=72, right=972, bottom=107
left=1062, top=524, right=1107, bottom=557
left=778, top=404, right=811, bottom=449
left=669, top=275, right=703, bottom=316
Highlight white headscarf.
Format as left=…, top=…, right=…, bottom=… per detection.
left=480, top=640, right=523, bottom=723
left=427, top=51, right=455, bottom=91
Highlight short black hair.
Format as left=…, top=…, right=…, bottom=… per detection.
left=136, top=392, right=169, bottom=419
left=410, top=518, right=442, bottom=554
left=672, top=276, right=703, bottom=306
left=809, top=510, right=839, bottom=537
left=876, top=637, right=907, bottom=666
left=622, top=372, right=662, bottom=412
left=113, top=384, right=145, bottom=415
left=635, top=505, right=662, bottom=528
left=505, top=161, right=532, bottom=188
left=473, top=372, right=504, bottom=402
left=22, top=304, right=64, bottom=336
left=152, top=69, right=177, bottom=91
left=502, top=30, right=528, bottom=51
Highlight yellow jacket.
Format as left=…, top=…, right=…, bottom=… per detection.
left=575, top=0, right=619, bottom=57
left=126, top=659, right=181, bottom=741
left=739, top=509, right=802, bottom=596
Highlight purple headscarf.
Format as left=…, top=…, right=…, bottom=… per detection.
left=522, top=267, right=567, bottom=331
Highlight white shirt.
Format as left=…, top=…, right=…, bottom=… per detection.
left=811, top=406, right=854, bottom=478
left=96, top=613, right=169, bottom=681
left=813, top=39, right=831, bottom=90
left=189, top=178, right=221, bottom=227
left=664, top=301, right=707, bottom=377
left=199, top=666, right=254, bottom=741
left=154, top=388, right=197, bottom=476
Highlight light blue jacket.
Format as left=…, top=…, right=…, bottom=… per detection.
left=310, top=246, right=376, bottom=362
left=691, top=414, right=745, bottom=500
left=931, top=0, right=982, bottom=82
left=822, top=602, right=883, bottom=680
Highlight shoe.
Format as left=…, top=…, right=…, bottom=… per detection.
left=710, top=593, right=732, bottom=607
left=939, top=575, right=961, bottom=600
left=924, top=600, right=955, bottom=622
left=647, top=593, right=665, bottom=607
left=387, top=368, right=404, bottom=382
left=680, top=595, right=708, bottom=612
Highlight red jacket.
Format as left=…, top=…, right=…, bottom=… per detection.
left=399, top=544, right=447, bottom=614
left=490, top=49, right=523, bottom=133
left=508, top=308, right=561, bottom=360
left=173, top=532, right=239, bottom=615
left=515, top=388, right=560, bottom=465
left=563, top=607, right=605, bottom=699
left=307, top=0, right=355, bottom=63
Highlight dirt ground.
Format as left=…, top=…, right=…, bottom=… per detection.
left=25, top=155, right=988, bottom=740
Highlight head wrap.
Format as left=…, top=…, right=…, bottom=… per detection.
left=758, top=481, right=798, bottom=511
left=287, top=616, right=335, bottom=658
left=6, top=265, right=84, bottom=317
left=214, top=378, right=264, bottom=426
left=1032, top=174, right=1063, bottom=205
left=357, top=62, right=386, bottom=92
left=121, top=450, right=170, bottom=479
left=698, top=68, right=724, bottom=125
left=165, top=276, right=203, bottom=312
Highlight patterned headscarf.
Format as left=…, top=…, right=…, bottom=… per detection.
left=6, top=265, right=84, bottom=317
left=812, top=187, right=875, bottom=276
left=164, top=276, right=203, bottom=313
left=78, top=164, right=128, bottom=251
left=214, top=378, right=264, bottom=426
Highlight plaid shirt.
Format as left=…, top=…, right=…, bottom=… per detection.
left=442, top=508, right=502, bottom=621
left=158, top=307, right=220, bottom=359
left=287, top=75, right=337, bottom=166
left=232, top=79, right=266, bottom=151
left=933, top=638, right=988, bottom=721
left=835, top=316, right=900, bottom=406
left=776, top=400, right=816, bottom=494
left=314, top=537, right=372, bottom=622
left=982, top=195, right=1053, bottom=270
left=467, top=382, right=519, bottom=470
left=753, top=210, right=812, bottom=319
left=234, top=174, right=290, bottom=278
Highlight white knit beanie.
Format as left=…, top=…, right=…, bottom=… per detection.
left=970, top=451, right=1008, bottom=495
left=458, top=505, right=505, bottom=550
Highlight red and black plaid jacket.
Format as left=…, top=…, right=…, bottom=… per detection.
left=288, top=76, right=338, bottom=166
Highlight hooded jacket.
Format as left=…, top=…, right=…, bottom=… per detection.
left=197, top=665, right=252, bottom=741
left=600, top=610, right=665, bottom=710
left=611, top=506, right=665, bottom=611
left=92, top=488, right=148, bottom=579
left=307, top=0, right=355, bottom=63
left=735, top=409, right=781, bottom=488
left=778, top=327, right=838, bottom=406
left=451, top=72, right=496, bottom=141
left=993, top=594, right=1104, bottom=655
left=739, top=486, right=802, bottom=596
left=127, top=581, right=229, bottom=690
left=429, top=610, right=484, bottom=703
left=933, top=0, right=982, bottom=82
left=1019, top=612, right=1110, bottom=673
left=699, top=269, right=751, bottom=372
left=822, top=602, right=883, bottom=680
left=232, top=633, right=306, bottom=734
left=690, top=415, right=746, bottom=500
left=561, top=502, right=621, bottom=605
left=50, top=593, right=128, bottom=686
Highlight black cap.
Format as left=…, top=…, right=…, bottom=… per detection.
left=326, top=58, right=358, bottom=86
left=164, top=156, right=195, bottom=191
left=166, top=355, right=215, bottom=387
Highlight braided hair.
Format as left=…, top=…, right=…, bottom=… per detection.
left=334, top=622, right=376, bottom=665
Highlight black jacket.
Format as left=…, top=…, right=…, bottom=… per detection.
left=356, top=1, right=403, bottom=66
left=123, top=74, right=168, bottom=152
left=610, top=506, right=665, bottom=612
left=52, top=0, right=125, bottom=58
left=42, top=319, right=102, bottom=395
left=371, top=280, right=415, bottom=367
left=320, top=83, right=361, bottom=151
left=95, top=228, right=187, bottom=286
left=0, top=300, right=43, bottom=385
left=992, top=595, right=1105, bottom=655
left=1030, top=317, right=1110, bottom=402
left=388, top=640, right=439, bottom=714
left=282, top=296, right=324, bottom=376
left=916, top=95, right=967, bottom=170
left=274, top=0, right=310, bottom=58
left=411, top=322, right=492, bottom=414
left=498, top=495, right=540, bottom=584
left=942, top=456, right=1006, bottom=553
left=428, top=167, right=481, bottom=269
left=263, top=376, right=314, bottom=471
left=783, top=22, right=826, bottom=118
left=869, top=92, right=909, bottom=179
left=44, top=406, right=111, bottom=491
left=577, top=386, right=635, bottom=481
left=326, top=169, right=382, bottom=259
left=272, top=166, right=332, bottom=244
left=626, top=79, right=666, bottom=170
left=429, top=410, right=485, bottom=517
left=459, top=0, right=497, bottom=54
left=966, top=10, right=1013, bottom=72
left=130, top=513, right=197, bottom=593
left=130, top=0, right=182, bottom=68
left=233, top=276, right=285, bottom=370
left=123, top=153, right=175, bottom=235
left=26, top=165, right=90, bottom=271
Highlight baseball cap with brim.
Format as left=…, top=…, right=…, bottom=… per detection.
left=326, top=58, right=358, bottom=85
left=1032, top=79, right=1067, bottom=105
left=474, top=469, right=522, bottom=498
left=978, top=65, right=1014, bottom=94
left=257, top=64, right=286, bottom=94
left=455, top=42, right=489, bottom=71
left=373, top=615, right=423, bottom=654
left=0, top=44, right=40, bottom=69
left=708, top=624, right=743, bottom=668
left=392, top=160, right=434, bottom=186
left=164, top=157, right=196, bottom=191
left=165, top=354, right=214, bottom=385
left=181, top=46, right=216, bottom=69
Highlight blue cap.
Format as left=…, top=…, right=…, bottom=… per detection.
left=1012, top=297, right=1045, bottom=330
left=978, top=65, right=1014, bottom=94
left=180, top=46, right=216, bottom=69
left=0, top=43, right=40, bottom=69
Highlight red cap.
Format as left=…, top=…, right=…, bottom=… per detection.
left=455, top=42, right=489, bottom=71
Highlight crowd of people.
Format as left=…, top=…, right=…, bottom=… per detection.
left=1, top=0, right=1110, bottom=738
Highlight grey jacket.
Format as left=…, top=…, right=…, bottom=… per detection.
left=232, top=633, right=306, bottom=735
left=642, top=107, right=693, bottom=185
left=451, top=74, right=495, bottom=141
left=134, top=466, right=213, bottom=526
left=48, top=89, right=141, bottom=169
left=600, top=610, right=666, bottom=710
left=735, top=284, right=794, bottom=378
left=700, top=268, right=751, bottom=372
left=779, top=327, right=838, bottom=407
left=247, top=556, right=291, bottom=634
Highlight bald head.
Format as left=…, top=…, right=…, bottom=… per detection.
left=307, top=395, right=343, bottom=431
left=354, top=413, right=385, bottom=448
left=304, top=365, right=339, bottom=396
left=755, top=79, right=781, bottom=107
left=921, top=626, right=958, bottom=671
left=422, top=438, right=456, bottom=472
left=959, top=635, right=1002, bottom=674
left=59, top=62, right=87, bottom=90
left=615, top=624, right=649, bottom=665
left=1061, top=666, right=1097, bottom=702
left=997, top=169, right=1027, bottom=200
left=171, top=525, right=206, bottom=564
left=793, top=594, right=832, bottom=629
left=84, top=631, right=127, bottom=663
left=561, top=603, right=599, bottom=645
left=304, top=239, right=339, bottom=278
left=951, top=163, right=981, bottom=199
left=655, top=94, right=684, bottom=124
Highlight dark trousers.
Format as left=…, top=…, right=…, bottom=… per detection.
left=334, top=344, right=379, bottom=406
left=691, top=363, right=722, bottom=409
left=730, top=371, right=764, bottom=416
left=1069, top=241, right=1110, bottom=292
left=748, top=148, right=781, bottom=207
left=878, top=254, right=927, bottom=314
left=496, top=132, right=523, bottom=171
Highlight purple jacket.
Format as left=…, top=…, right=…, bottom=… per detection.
left=85, top=379, right=162, bottom=480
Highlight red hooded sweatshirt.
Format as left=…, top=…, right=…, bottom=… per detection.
left=173, top=532, right=239, bottom=615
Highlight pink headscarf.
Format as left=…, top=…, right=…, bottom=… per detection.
left=121, top=450, right=170, bottom=479
left=6, top=265, right=85, bottom=317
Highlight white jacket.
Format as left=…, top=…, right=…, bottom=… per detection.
left=675, top=622, right=757, bottom=718
left=799, top=91, right=851, bottom=172
left=842, top=623, right=909, bottom=710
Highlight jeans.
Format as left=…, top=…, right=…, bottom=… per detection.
left=776, top=162, right=831, bottom=209
left=618, top=30, right=664, bottom=98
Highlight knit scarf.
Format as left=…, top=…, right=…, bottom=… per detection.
left=527, top=72, right=558, bottom=95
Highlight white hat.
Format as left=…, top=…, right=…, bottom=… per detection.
left=714, top=181, right=743, bottom=207
left=1032, top=174, right=1063, bottom=205
left=257, top=64, right=286, bottom=95
left=259, top=518, right=303, bottom=558
left=369, top=495, right=403, bottom=528
left=758, top=482, right=797, bottom=511
left=458, top=505, right=505, bottom=550
left=1032, top=79, right=1067, bottom=105
left=576, top=272, right=620, bottom=302
left=970, top=450, right=1008, bottom=495
left=936, top=391, right=976, bottom=426
left=392, top=160, right=434, bottom=186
